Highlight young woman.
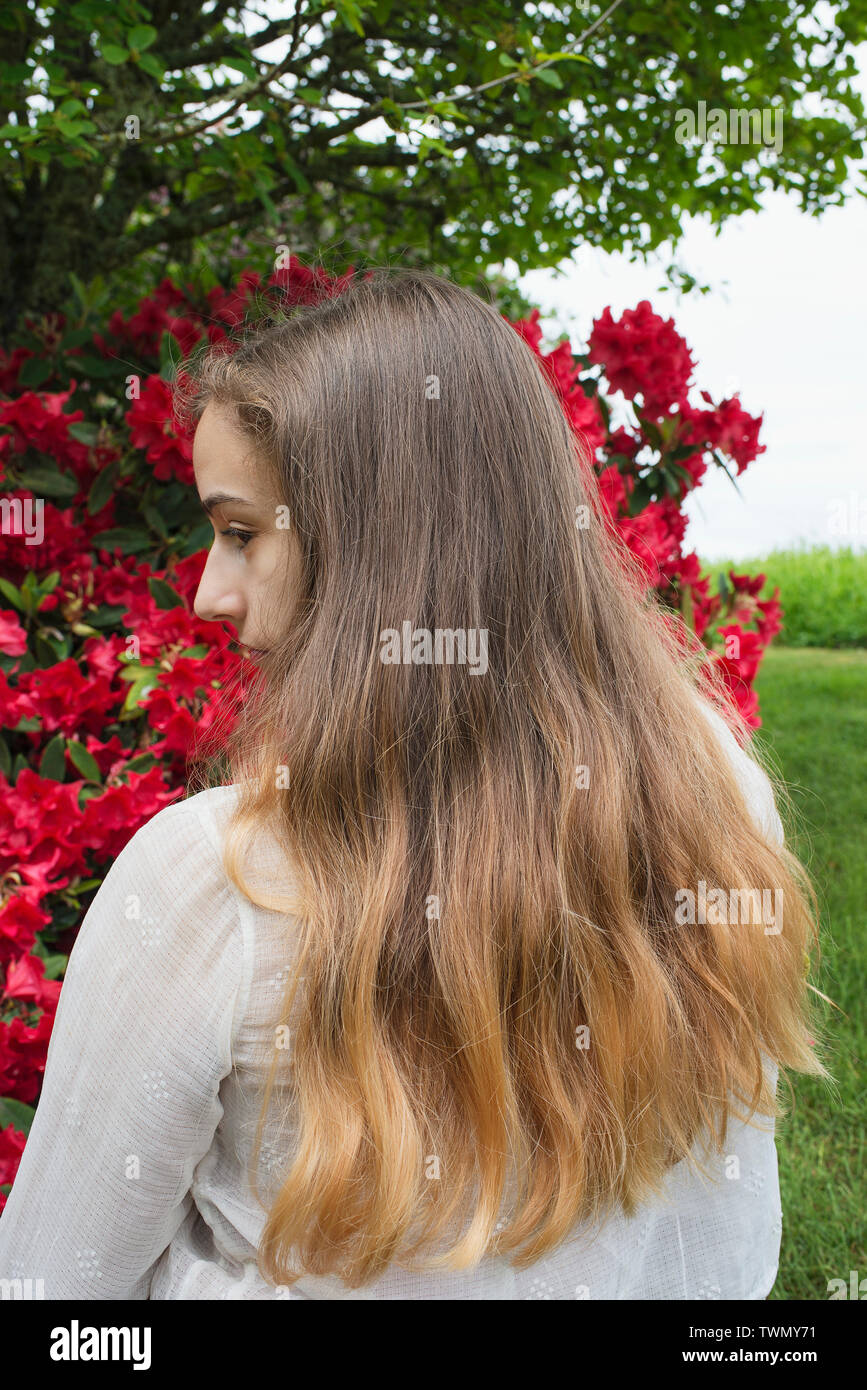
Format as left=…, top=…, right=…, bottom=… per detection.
left=0, top=268, right=829, bottom=1299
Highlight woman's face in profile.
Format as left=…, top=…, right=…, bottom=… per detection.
left=192, top=401, right=298, bottom=658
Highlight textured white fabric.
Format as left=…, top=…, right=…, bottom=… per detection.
left=0, top=699, right=786, bottom=1299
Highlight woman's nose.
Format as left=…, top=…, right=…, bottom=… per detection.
left=193, top=549, right=245, bottom=628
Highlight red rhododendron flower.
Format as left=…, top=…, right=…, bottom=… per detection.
left=0, top=387, right=92, bottom=484
left=0, top=1124, right=27, bottom=1202
left=607, top=427, right=642, bottom=461
left=12, top=659, right=119, bottom=737
left=78, top=766, right=183, bottom=863
left=102, top=276, right=195, bottom=358
left=2, top=952, right=62, bottom=1012
left=682, top=393, right=765, bottom=474
left=81, top=733, right=129, bottom=778
left=0, top=892, right=51, bottom=965
left=596, top=462, right=630, bottom=519
left=0, top=1008, right=56, bottom=1104
left=716, top=625, right=764, bottom=685
left=588, top=301, right=695, bottom=418
left=0, top=497, right=95, bottom=586
left=126, top=374, right=195, bottom=485
left=0, top=610, right=27, bottom=656
left=0, top=770, right=91, bottom=890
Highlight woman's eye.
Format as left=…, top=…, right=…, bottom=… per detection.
left=220, top=526, right=254, bottom=549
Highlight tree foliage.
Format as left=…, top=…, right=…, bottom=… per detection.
left=1, top=0, right=865, bottom=333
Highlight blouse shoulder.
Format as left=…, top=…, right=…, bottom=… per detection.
left=693, top=696, right=785, bottom=848
left=76, top=783, right=249, bottom=1000
left=117, top=783, right=242, bottom=874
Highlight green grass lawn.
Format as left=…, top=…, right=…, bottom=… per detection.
left=749, top=646, right=866, bottom=1300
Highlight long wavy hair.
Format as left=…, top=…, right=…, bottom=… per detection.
left=176, top=266, right=830, bottom=1290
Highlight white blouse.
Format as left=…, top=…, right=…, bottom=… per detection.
left=0, top=702, right=786, bottom=1299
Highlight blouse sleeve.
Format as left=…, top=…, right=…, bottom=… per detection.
left=702, top=701, right=786, bottom=848
left=0, top=792, right=244, bottom=1300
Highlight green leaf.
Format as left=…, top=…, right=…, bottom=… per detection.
left=67, top=740, right=102, bottom=782
left=536, top=51, right=592, bottom=65
left=333, top=0, right=365, bottom=36
left=54, top=115, right=93, bottom=138
left=16, top=356, right=54, bottom=387
left=180, top=519, right=213, bottom=555
left=39, top=733, right=67, bottom=781
left=79, top=784, right=105, bottom=804
left=284, top=151, right=312, bottom=193
left=712, top=449, right=745, bottom=499
left=137, top=51, right=165, bottom=81
left=253, top=170, right=278, bottom=220
left=380, top=98, right=406, bottom=132
left=127, top=24, right=158, bottom=51
left=101, top=44, right=130, bottom=65
left=417, top=135, right=451, bottom=162
left=0, top=734, right=10, bottom=778
left=148, top=576, right=183, bottom=610
left=34, top=630, right=70, bottom=664
left=159, top=329, right=183, bottom=382
left=90, top=526, right=154, bottom=555
left=0, top=1099, right=36, bottom=1137
left=10, top=752, right=28, bottom=781
left=87, top=459, right=119, bottom=515
left=121, top=671, right=161, bottom=715
left=0, top=578, right=24, bottom=610
left=87, top=604, right=128, bottom=628
left=142, top=503, right=169, bottom=540
left=68, top=421, right=99, bottom=444
left=123, top=751, right=157, bottom=773
left=15, top=461, right=79, bottom=500
left=71, top=353, right=117, bottom=379
left=223, top=56, right=261, bottom=82
left=31, top=938, right=69, bottom=979
left=535, top=67, right=563, bottom=88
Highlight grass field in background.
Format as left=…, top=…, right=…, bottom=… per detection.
left=701, top=546, right=867, bottom=648
left=749, top=646, right=866, bottom=1300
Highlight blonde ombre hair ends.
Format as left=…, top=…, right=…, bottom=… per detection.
left=177, top=267, right=830, bottom=1290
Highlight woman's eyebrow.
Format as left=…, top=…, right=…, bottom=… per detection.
left=200, top=491, right=253, bottom=514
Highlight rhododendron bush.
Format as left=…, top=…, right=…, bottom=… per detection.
left=0, top=260, right=781, bottom=1205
